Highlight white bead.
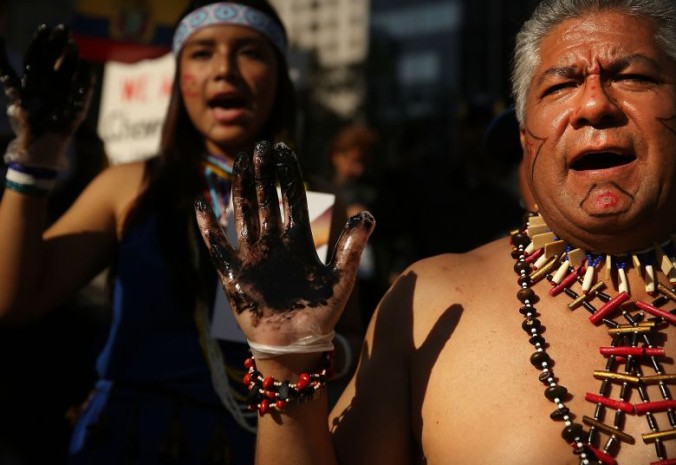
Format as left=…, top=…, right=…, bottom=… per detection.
left=534, top=253, right=549, bottom=270
left=552, top=260, right=570, bottom=284
left=644, top=264, right=655, bottom=293
left=581, top=264, right=595, bottom=292
left=618, top=267, right=629, bottom=294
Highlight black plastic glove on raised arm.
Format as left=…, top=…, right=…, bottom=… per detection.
left=194, top=141, right=375, bottom=349
left=0, top=24, right=93, bottom=170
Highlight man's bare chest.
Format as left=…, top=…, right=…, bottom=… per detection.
left=411, top=284, right=675, bottom=465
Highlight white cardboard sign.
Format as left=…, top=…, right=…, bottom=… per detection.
left=98, top=53, right=175, bottom=164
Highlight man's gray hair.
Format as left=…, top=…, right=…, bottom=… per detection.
left=511, top=0, right=676, bottom=126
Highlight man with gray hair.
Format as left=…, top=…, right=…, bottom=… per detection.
left=195, top=0, right=676, bottom=463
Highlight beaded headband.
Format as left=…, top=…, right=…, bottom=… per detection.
left=172, top=2, right=287, bottom=55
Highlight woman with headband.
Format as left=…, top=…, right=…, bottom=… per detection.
left=0, top=1, right=357, bottom=463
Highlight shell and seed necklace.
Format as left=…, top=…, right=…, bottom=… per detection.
left=510, top=212, right=676, bottom=465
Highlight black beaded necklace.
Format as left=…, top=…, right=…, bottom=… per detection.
left=510, top=213, right=676, bottom=465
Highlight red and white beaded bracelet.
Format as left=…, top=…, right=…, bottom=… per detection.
left=243, top=351, right=333, bottom=415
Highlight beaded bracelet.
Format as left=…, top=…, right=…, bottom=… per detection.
left=243, top=351, right=332, bottom=415
left=4, top=163, right=58, bottom=197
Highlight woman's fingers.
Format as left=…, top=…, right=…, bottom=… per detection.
left=194, top=199, right=238, bottom=279
left=5, top=23, right=92, bottom=137
left=44, top=24, right=71, bottom=70
left=275, top=142, right=312, bottom=233
left=232, top=150, right=260, bottom=249
left=53, top=39, right=79, bottom=89
left=0, top=38, right=20, bottom=103
left=68, top=60, right=94, bottom=122
left=329, top=211, right=376, bottom=277
left=22, top=24, right=52, bottom=93
left=253, top=141, right=282, bottom=240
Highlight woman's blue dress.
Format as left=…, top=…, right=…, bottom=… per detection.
left=68, top=215, right=254, bottom=465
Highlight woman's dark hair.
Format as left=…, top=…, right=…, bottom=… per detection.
left=118, top=0, right=297, bottom=311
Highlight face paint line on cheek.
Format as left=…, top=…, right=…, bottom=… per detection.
left=658, top=115, right=676, bottom=137
left=524, top=128, right=547, bottom=182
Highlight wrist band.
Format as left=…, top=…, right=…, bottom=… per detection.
left=5, top=163, right=58, bottom=197
left=243, top=351, right=332, bottom=415
left=3, top=137, right=70, bottom=172
left=247, top=331, right=336, bottom=359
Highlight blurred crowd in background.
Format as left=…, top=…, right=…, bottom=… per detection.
left=0, top=0, right=539, bottom=463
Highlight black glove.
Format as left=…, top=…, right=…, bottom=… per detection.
left=0, top=24, right=93, bottom=170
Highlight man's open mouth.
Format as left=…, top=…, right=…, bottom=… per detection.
left=571, top=151, right=636, bottom=171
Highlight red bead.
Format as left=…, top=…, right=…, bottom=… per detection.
left=275, top=400, right=286, bottom=410
left=599, top=346, right=665, bottom=357
left=525, top=247, right=544, bottom=264
left=262, top=376, right=275, bottom=390
left=297, top=373, right=311, bottom=389
left=244, top=358, right=254, bottom=369
left=584, top=392, right=634, bottom=413
left=265, top=390, right=276, bottom=399
left=651, top=460, right=676, bottom=465
left=259, top=399, right=270, bottom=415
left=635, top=300, right=676, bottom=325
left=634, top=399, right=676, bottom=414
left=243, top=373, right=252, bottom=385
left=585, top=444, right=616, bottom=465
left=589, top=291, right=629, bottom=325
left=549, top=269, right=581, bottom=296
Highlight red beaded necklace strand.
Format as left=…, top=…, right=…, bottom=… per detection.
left=510, top=213, right=676, bottom=465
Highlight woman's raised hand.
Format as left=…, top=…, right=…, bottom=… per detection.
left=0, top=24, right=93, bottom=170
left=195, top=141, right=375, bottom=350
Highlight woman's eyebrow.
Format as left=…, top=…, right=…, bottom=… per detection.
left=183, top=38, right=216, bottom=48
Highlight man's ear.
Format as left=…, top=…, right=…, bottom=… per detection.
left=519, top=128, right=527, bottom=154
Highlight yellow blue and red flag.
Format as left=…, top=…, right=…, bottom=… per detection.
left=71, top=0, right=188, bottom=63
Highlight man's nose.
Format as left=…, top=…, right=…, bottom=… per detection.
left=570, top=77, right=624, bottom=129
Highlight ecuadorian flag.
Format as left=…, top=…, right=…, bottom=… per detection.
left=71, top=0, right=188, bottom=63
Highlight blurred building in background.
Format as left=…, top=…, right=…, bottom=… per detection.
left=370, top=1, right=462, bottom=120
left=271, top=0, right=370, bottom=118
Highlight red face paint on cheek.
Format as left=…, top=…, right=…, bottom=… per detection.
left=180, top=73, right=200, bottom=98
left=595, top=191, right=619, bottom=209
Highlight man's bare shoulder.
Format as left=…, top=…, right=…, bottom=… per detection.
left=374, top=237, right=513, bottom=343
left=406, top=237, right=512, bottom=299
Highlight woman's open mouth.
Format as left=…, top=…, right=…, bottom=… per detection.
left=208, top=94, right=248, bottom=111
left=208, top=94, right=249, bottom=123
